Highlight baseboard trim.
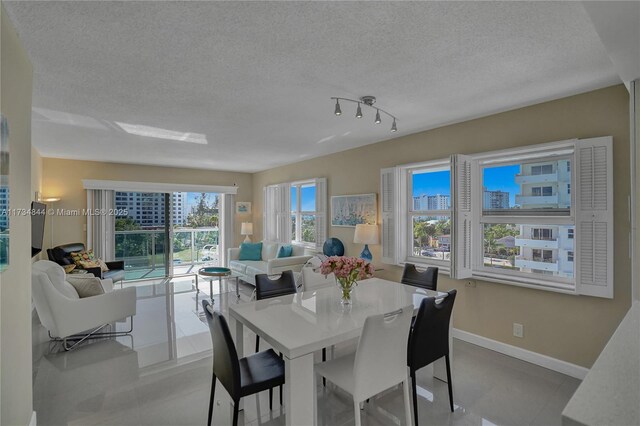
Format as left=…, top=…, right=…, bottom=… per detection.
left=452, top=328, right=589, bottom=380
left=29, top=411, right=37, bottom=426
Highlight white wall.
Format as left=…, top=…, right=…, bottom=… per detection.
left=0, top=4, right=34, bottom=424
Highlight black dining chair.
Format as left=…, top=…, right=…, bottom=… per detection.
left=407, top=289, right=457, bottom=426
left=254, top=270, right=297, bottom=352
left=401, top=263, right=439, bottom=291
left=202, top=300, right=285, bottom=426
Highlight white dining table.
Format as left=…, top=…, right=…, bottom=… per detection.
left=228, top=277, right=451, bottom=426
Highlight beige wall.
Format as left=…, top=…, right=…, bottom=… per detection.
left=0, top=5, right=34, bottom=425
left=253, top=85, right=632, bottom=368
left=41, top=159, right=253, bottom=251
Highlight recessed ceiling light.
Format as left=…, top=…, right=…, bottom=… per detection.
left=115, top=122, right=208, bottom=144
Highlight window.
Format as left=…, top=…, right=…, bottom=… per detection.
left=408, top=165, right=451, bottom=265
left=381, top=137, right=613, bottom=298
left=264, top=178, right=326, bottom=250
left=291, top=183, right=318, bottom=244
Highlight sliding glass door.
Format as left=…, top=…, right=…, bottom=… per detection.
left=114, top=191, right=220, bottom=281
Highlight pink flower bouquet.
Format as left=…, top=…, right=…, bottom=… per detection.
left=320, top=256, right=374, bottom=303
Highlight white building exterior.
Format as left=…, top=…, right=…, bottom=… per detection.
left=115, top=192, right=188, bottom=228
left=483, top=189, right=510, bottom=209
left=0, top=187, right=8, bottom=230
left=413, top=194, right=450, bottom=211
left=514, top=159, right=573, bottom=278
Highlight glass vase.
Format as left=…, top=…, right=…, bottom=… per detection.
left=337, top=277, right=356, bottom=305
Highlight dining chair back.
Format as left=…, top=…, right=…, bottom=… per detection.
left=203, top=300, right=241, bottom=400
left=353, top=305, right=414, bottom=403
left=255, top=270, right=297, bottom=352
left=407, top=289, right=457, bottom=424
left=301, top=267, right=336, bottom=291
left=203, top=300, right=285, bottom=426
left=401, top=263, right=439, bottom=291
left=255, top=270, right=297, bottom=300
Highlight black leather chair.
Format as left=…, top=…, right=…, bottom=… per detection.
left=407, top=290, right=457, bottom=425
left=401, top=263, right=439, bottom=291
left=254, top=270, right=297, bottom=352
left=47, top=242, right=126, bottom=283
left=202, top=300, right=284, bottom=426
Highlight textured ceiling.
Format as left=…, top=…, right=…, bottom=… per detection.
left=4, top=1, right=620, bottom=173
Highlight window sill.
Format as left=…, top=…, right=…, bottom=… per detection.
left=470, top=271, right=577, bottom=295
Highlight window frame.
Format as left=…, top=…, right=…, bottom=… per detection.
left=473, top=149, right=576, bottom=290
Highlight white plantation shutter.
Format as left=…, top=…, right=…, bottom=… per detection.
left=314, top=178, right=327, bottom=251
left=451, top=154, right=474, bottom=279
left=575, top=137, right=614, bottom=298
left=220, top=193, right=235, bottom=266
left=263, top=185, right=279, bottom=242
left=276, top=183, right=291, bottom=244
left=380, top=167, right=399, bottom=264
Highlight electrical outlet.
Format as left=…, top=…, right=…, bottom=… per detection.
left=513, top=323, right=524, bottom=338
left=465, top=280, right=476, bottom=288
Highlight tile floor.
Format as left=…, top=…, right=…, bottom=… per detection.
left=32, top=276, right=580, bottom=426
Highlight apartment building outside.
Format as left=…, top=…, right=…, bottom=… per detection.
left=115, top=192, right=188, bottom=228
left=514, top=159, right=573, bottom=277
left=483, top=189, right=510, bottom=209
left=413, top=194, right=450, bottom=211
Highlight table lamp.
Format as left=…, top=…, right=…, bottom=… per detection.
left=354, top=224, right=379, bottom=262
left=241, top=222, right=253, bottom=243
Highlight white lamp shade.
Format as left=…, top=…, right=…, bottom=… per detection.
left=241, top=222, right=253, bottom=236
left=353, top=224, right=379, bottom=245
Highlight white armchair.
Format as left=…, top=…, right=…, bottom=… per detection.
left=32, top=260, right=136, bottom=350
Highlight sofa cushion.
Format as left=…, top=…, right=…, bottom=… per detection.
left=291, top=244, right=307, bottom=256
left=277, top=244, right=293, bottom=258
left=245, top=262, right=269, bottom=280
left=229, top=260, right=248, bottom=274
left=66, top=275, right=106, bottom=298
left=239, top=242, right=263, bottom=261
left=262, top=242, right=278, bottom=261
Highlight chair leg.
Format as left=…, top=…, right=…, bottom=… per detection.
left=255, top=335, right=260, bottom=353
left=445, top=355, right=454, bottom=412
left=280, top=384, right=283, bottom=406
left=269, top=387, right=273, bottom=410
left=207, top=375, right=216, bottom=426
left=411, top=370, right=418, bottom=426
left=354, top=401, right=362, bottom=426
left=403, top=378, right=413, bottom=426
left=232, top=401, right=239, bottom=426
left=322, top=347, right=326, bottom=387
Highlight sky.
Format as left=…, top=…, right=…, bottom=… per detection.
left=412, top=165, right=521, bottom=207
left=291, top=186, right=316, bottom=211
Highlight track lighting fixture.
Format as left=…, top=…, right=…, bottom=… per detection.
left=331, top=95, right=398, bottom=132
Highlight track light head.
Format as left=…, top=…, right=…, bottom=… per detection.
left=375, top=109, right=381, bottom=124
left=334, top=99, right=342, bottom=116
left=391, top=119, right=397, bottom=132
left=356, top=103, right=363, bottom=119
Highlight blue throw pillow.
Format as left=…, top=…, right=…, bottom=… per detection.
left=277, top=244, right=293, bottom=258
left=239, top=242, right=262, bottom=261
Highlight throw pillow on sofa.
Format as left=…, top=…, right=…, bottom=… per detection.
left=70, top=249, right=110, bottom=272
left=239, top=242, right=263, bottom=261
left=277, top=244, right=293, bottom=258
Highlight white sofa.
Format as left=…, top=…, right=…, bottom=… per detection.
left=228, top=241, right=314, bottom=285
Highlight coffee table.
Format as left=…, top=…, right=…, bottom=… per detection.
left=197, top=267, right=241, bottom=302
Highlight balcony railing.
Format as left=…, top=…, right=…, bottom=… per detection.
left=515, top=257, right=559, bottom=272
left=115, top=227, right=219, bottom=279
left=514, top=171, right=558, bottom=185
left=515, top=194, right=559, bottom=205
left=515, top=237, right=559, bottom=249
